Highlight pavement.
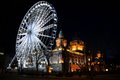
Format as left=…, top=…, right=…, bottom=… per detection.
left=0, top=72, right=120, bottom=80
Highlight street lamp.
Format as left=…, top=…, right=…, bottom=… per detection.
left=88, top=58, right=91, bottom=61
left=0, top=52, right=4, bottom=55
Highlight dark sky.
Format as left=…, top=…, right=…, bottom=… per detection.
left=0, top=0, right=120, bottom=61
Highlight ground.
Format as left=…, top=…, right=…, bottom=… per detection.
left=0, top=72, right=120, bottom=80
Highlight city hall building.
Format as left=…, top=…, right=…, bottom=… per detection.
left=49, top=31, right=86, bottom=73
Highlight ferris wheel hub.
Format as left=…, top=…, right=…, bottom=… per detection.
left=27, top=30, right=32, bottom=35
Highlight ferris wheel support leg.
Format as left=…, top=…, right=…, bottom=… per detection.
left=7, top=54, right=17, bottom=69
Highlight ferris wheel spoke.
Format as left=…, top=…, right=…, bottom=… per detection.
left=41, top=8, right=51, bottom=22
left=31, top=36, right=39, bottom=53
left=27, top=36, right=35, bottom=55
left=18, top=33, right=27, bottom=36
left=34, top=36, right=47, bottom=49
left=17, top=38, right=27, bottom=57
left=33, top=24, right=53, bottom=33
left=38, top=6, right=48, bottom=22
left=35, top=6, right=47, bottom=26
left=33, top=12, right=56, bottom=32
left=37, top=13, right=55, bottom=29
left=40, top=24, right=55, bottom=32
left=39, top=40, right=47, bottom=49
left=34, top=8, right=43, bottom=24
left=17, top=36, right=27, bottom=43
left=39, top=34, right=54, bottom=39
left=35, top=43, right=41, bottom=53
left=38, top=7, right=50, bottom=25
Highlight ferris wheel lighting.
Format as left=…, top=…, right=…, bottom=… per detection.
left=38, top=4, right=40, bottom=7
left=54, top=24, right=57, bottom=26
left=35, top=5, right=38, bottom=8
left=8, top=1, right=58, bottom=69
left=30, top=10, right=33, bottom=13
left=33, top=7, right=36, bottom=10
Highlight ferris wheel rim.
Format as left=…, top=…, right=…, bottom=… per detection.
left=16, top=1, right=58, bottom=57
left=7, top=1, right=58, bottom=69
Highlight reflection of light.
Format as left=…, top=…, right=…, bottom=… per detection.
left=105, top=69, right=108, bottom=71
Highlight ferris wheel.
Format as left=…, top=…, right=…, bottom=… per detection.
left=8, top=1, right=57, bottom=69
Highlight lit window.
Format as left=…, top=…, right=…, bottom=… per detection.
left=77, top=45, right=83, bottom=51
left=72, top=45, right=77, bottom=51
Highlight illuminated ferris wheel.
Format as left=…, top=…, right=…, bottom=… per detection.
left=8, top=1, right=57, bottom=70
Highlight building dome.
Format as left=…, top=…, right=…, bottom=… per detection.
left=69, top=39, right=84, bottom=51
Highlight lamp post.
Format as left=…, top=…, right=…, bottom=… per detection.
left=0, top=52, right=4, bottom=55
left=0, top=52, right=4, bottom=73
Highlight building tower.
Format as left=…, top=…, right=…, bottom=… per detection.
left=49, top=30, right=68, bottom=73
left=56, top=30, right=67, bottom=49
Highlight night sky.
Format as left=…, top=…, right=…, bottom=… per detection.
left=0, top=0, right=120, bottom=62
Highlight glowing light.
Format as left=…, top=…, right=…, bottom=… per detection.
left=77, top=45, right=83, bottom=51
left=105, top=69, right=108, bottom=71
left=71, top=64, right=80, bottom=72
left=48, top=66, right=53, bottom=73
left=41, top=61, right=46, bottom=64
left=97, top=53, right=101, bottom=58
left=0, top=52, right=4, bottom=55
left=91, top=62, right=94, bottom=65
left=97, top=62, right=100, bottom=64
left=70, top=39, right=84, bottom=51
left=15, top=67, right=18, bottom=70
left=56, top=39, right=60, bottom=47
left=67, top=49, right=84, bottom=55
left=8, top=1, right=58, bottom=69
left=59, top=58, right=64, bottom=63
left=89, top=67, right=91, bottom=71
left=63, top=40, right=67, bottom=47
left=58, top=47, right=63, bottom=50
left=88, top=58, right=90, bottom=61
left=71, top=45, right=77, bottom=51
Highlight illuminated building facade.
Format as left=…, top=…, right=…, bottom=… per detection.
left=94, top=51, right=106, bottom=72
left=86, top=50, right=106, bottom=72
left=49, top=31, right=86, bottom=73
